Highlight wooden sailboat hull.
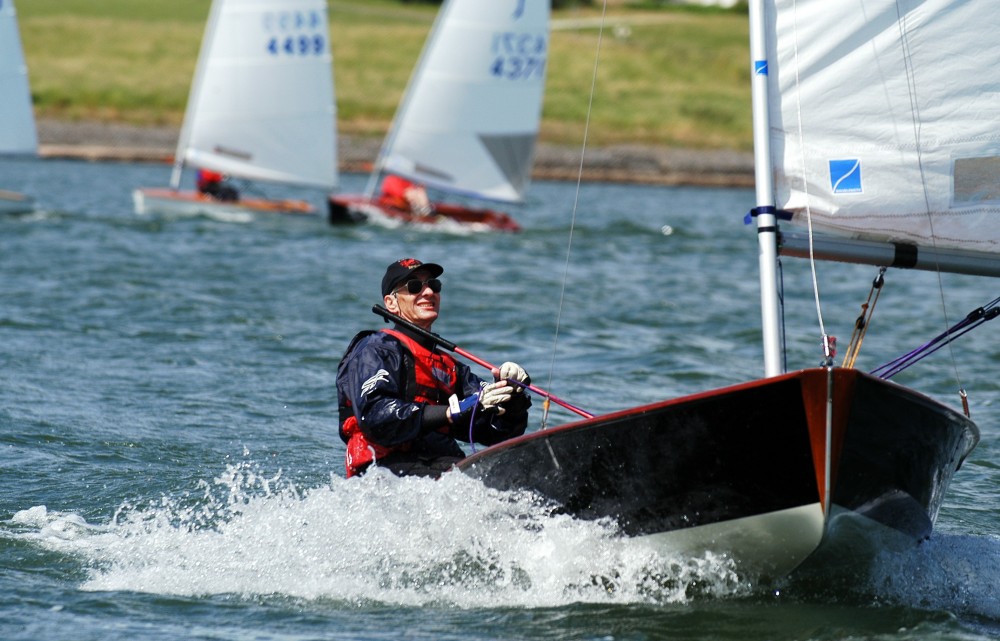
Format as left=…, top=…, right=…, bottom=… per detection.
left=327, top=194, right=521, bottom=232
left=457, top=368, right=979, bottom=577
left=133, top=188, right=315, bottom=218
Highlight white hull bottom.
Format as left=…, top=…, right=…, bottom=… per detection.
left=636, top=502, right=929, bottom=583
left=638, top=503, right=826, bottom=579
left=133, top=188, right=315, bottom=220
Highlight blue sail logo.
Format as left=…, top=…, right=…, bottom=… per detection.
left=830, top=159, right=862, bottom=194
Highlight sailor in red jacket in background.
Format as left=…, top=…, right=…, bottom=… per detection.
left=196, top=168, right=239, bottom=202
left=380, top=174, right=433, bottom=216
left=336, top=258, right=531, bottom=478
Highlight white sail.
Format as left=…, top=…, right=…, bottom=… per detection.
left=379, top=0, right=549, bottom=203
left=174, top=0, right=336, bottom=190
left=767, top=0, right=1000, bottom=256
left=0, top=0, right=38, bottom=155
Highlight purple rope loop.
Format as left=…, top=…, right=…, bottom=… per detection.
left=871, top=296, right=1000, bottom=379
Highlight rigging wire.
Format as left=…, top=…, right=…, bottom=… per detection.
left=841, top=267, right=886, bottom=369
left=544, top=0, right=609, bottom=429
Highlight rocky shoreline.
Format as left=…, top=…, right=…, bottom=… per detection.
left=36, top=118, right=755, bottom=188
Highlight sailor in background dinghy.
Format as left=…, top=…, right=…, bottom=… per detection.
left=380, top=174, right=434, bottom=216
left=336, top=258, right=531, bottom=478
left=195, top=168, right=239, bottom=202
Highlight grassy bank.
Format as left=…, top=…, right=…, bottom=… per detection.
left=17, top=0, right=752, bottom=151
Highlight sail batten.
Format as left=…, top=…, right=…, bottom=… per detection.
left=768, top=0, right=1000, bottom=256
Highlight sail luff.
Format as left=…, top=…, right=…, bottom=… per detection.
left=171, top=0, right=223, bottom=189
left=377, top=0, right=548, bottom=204
left=364, top=0, right=455, bottom=199
left=0, top=0, right=38, bottom=156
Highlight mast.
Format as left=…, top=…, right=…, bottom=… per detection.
left=748, top=0, right=783, bottom=377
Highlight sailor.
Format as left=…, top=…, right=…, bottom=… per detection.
left=196, top=168, right=239, bottom=202
left=336, top=258, right=531, bottom=478
left=380, top=174, right=434, bottom=216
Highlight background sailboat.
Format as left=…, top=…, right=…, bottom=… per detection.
left=133, top=0, right=337, bottom=218
left=0, top=0, right=38, bottom=214
left=457, top=0, right=987, bottom=580
left=328, top=0, right=549, bottom=232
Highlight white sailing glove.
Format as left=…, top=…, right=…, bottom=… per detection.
left=498, top=361, right=529, bottom=392
left=479, top=381, right=514, bottom=415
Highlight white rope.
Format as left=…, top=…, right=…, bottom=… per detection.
left=788, top=0, right=831, bottom=361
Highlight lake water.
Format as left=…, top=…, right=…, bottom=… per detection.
left=3, top=156, right=1000, bottom=641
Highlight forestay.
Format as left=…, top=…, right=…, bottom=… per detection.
left=767, top=0, right=1000, bottom=255
left=0, top=0, right=38, bottom=155
left=173, top=0, right=337, bottom=190
left=379, top=0, right=549, bottom=203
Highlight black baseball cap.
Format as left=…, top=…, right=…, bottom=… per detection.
left=381, top=258, right=444, bottom=296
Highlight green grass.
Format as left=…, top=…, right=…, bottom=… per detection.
left=17, top=0, right=753, bottom=150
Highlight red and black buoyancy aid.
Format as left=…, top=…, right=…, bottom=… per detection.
left=341, top=328, right=458, bottom=477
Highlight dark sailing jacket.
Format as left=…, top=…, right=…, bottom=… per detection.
left=336, top=326, right=530, bottom=476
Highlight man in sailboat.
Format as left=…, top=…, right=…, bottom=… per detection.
left=380, top=174, right=433, bottom=216
left=196, top=168, right=239, bottom=202
left=336, top=258, right=531, bottom=478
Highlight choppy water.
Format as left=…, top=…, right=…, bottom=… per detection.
left=3, top=156, right=1000, bottom=640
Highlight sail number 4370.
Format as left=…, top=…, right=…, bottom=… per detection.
left=491, top=31, right=547, bottom=80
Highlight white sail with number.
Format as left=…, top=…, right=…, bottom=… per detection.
left=172, top=0, right=337, bottom=190
left=378, top=0, right=549, bottom=203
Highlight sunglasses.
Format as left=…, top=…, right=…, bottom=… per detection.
left=397, top=278, right=442, bottom=295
